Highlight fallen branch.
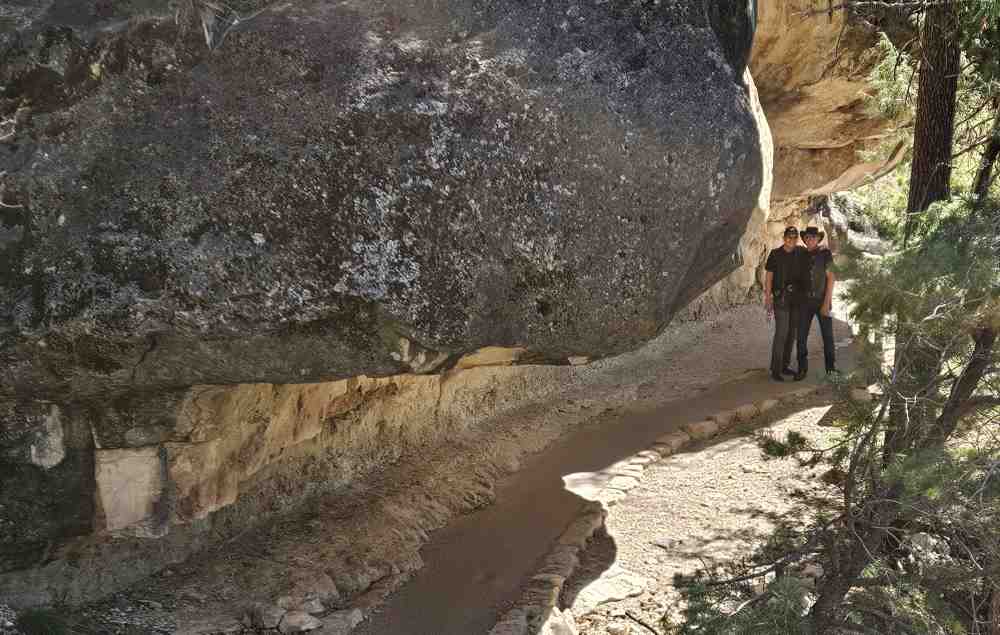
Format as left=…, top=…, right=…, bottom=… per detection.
left=626, top=611, right=661, bottom=635
left=798, top=0, right=981, bottom=17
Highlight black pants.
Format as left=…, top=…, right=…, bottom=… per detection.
left=770, top=305, right=797, bottom=376
left=797, top=301, right=835, bottom=373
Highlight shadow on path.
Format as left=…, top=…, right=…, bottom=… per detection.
left=559, top=397, right=853, bottom=634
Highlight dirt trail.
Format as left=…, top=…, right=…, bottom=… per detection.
left=46, top=303, right=852, bottom=635
left=356, top=308, right=854, bottom=635
left=565, top=391, right=844, bottom=634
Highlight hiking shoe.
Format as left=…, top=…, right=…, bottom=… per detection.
left=771, top=372, right=785, bottom=382
left=781, top=367, right=796, bottom=376
left=794, top=370, right=808, bottom=382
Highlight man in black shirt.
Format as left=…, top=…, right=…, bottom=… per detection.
left=795, top=226, right=837, bottom=379
left=764, top=226, right=803, bottom=382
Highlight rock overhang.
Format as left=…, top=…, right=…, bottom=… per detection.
left=0, top=0, right=764, bottom=402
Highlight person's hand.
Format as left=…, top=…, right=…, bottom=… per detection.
left=765, top=297, right=774, bottom=316
left=820, top=301, right=832, bottom=317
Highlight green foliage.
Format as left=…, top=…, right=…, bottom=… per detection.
left=866, top=33, right=915, bottom=120
left=854, top=27, right=999, bottom=240
left=842, top=197, right=999, bottom=331
left=854, top=32, right=917, bottom=240
left=665, top=577, right=812, bottom=635
left=756, top=430, right=810, bottom=460
left=840, top=172, right=908, bottom=240
left=844, top=583, right=970, bottom=635
left=15, top=608, right=69, bottom=635
left=959, top=0, right=1000, bottom=85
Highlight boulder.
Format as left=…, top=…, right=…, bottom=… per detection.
left=1, top=0, right=764, bottom=405
left=682, top=420, right=719, bottom=440
left=279, top=611, right=323, bottom=633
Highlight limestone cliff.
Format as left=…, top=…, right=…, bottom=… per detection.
left=686, top=0, right=894, bottom=318
left=752, top=0, right=892, bottom=247
left=0, top=0, right=766, bottom=607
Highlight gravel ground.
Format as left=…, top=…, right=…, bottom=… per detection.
left=0, top=605, right=17, bottom=634
left=564, top=392, right=844, bottom=635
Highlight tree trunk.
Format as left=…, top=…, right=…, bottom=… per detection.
left=990, top=588, right=1000, bottom=635
left=902, top=2, right=961, bottom=246
left=973, top=109, right=1000, bottom=204
left=810, top=508, right=894, bottom=633
left=810, top=552, right=867, bottom=633
left=890, top=0, right=962, bottom=460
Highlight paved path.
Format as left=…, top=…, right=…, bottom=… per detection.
left=568, top=390, right=844, bottom=633
left=357, top=318, right=855, bottom=635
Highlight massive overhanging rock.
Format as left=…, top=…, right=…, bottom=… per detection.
left=1, top=0, right=763, bottom=401
left=680, top=68, right=773, bottom=320
left=0, top=0, right=766, bottom=607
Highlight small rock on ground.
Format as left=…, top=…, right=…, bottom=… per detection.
left=315, top=609, right=364, bottom=634
left=540, top=607, right=579, bottom=635
left=279, top=610, right=323, bottom=633
left=682, top=420, right=718, bottom=440
left=569, top=564, right=649, bottom=616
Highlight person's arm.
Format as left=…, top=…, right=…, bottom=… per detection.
left=822, top=258, right=835, bottom=316
left=764, top=271, right=774, bottom=315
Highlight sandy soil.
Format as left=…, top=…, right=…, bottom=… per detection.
left=564, top=393, right=844, bottom=634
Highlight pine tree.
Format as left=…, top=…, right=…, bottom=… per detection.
left=902, top=2, right=961, bottom=242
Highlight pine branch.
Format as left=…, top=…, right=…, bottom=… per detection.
left=956, top=396, right=1000, bottom=418
left=625, top=612, right=661, bottom=635
left=926, top=328, right=998, bottom=446
left=799, top=0, right=985, bottom=17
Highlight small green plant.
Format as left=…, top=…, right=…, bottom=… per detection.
left=756, top=429, right=809, bottom=460
left=15, top=608, right=70, bottom=635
